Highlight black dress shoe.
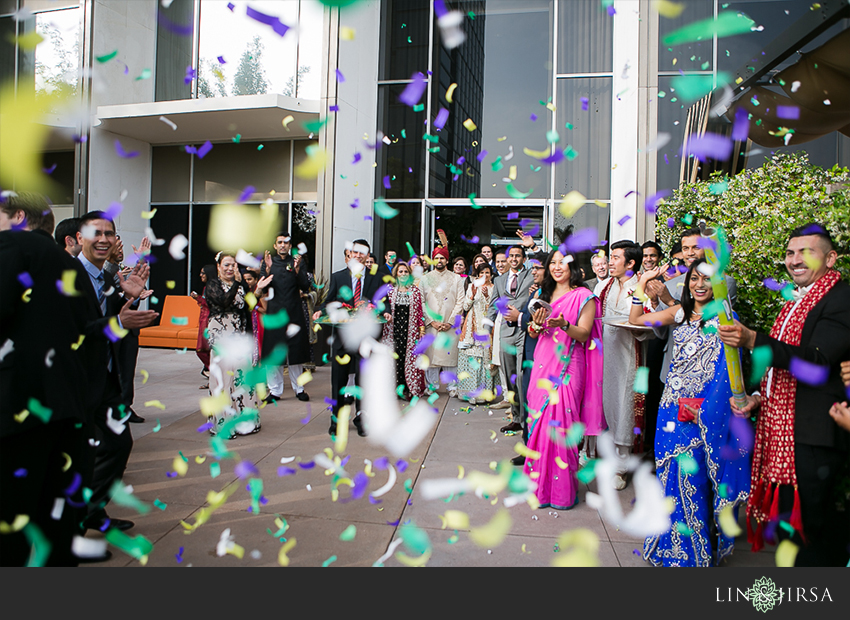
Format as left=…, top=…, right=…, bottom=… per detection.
left=264, top=393, right=281, bottom=404
left=352, top=415, right=367, bottom=437
left=76, top=550, right=113, bottom=564
left=500, top=422, right=523, bottom=434
left=128, top=408, right=145, bottom=423
left=511, top=455, right=526, bottom=466
left=296, top=391, right=310, bottom=402
left=84, top=513, right=134, bottom=532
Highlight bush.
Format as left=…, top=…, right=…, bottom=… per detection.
left=656, top=152, right=850, bottom=333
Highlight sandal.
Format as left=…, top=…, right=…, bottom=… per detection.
left=199, top=383, right=209, bottom=390
left=201, top=368, right=210, bottom=378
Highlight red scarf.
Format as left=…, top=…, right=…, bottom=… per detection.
left=747, top=269, right=841, bottom=550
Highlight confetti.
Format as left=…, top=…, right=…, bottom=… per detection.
left=654, top=0, right=685, bottom=18
left=551, top=529, right=600, bottom=567
left=718, top=504, right=742, bottom=537
left=339, top=525, right=357, bottom=541
left=775, top=539, right=798, bottom=567
left=114, top=140, right=139, bottom=159
left=789, top=357, right=829, bottom=386
left=399, top=72, right=427, bottom=107
left=468, top=509, right=512, bottom=548
left=96, top=49, right=118, bottom=63
left=462, top=118, right=477, bottom=132
left=374, top=198, right=399, bottom=219
left=683, top=133, right=732, bottom=162
left=662, top=11, right=756, bottom=46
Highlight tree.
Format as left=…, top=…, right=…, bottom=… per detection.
left=35, top=20, right=79, bottom=101
left=232, top=36, right=268, bottom=96
left=198, top=58, right=228, bottom=98
left=282, top=65, right=311, bottom=97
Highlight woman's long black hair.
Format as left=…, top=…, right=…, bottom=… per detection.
left=679, top=257, right=711, bottom=325
left=538, top=250, right=584, bottom=302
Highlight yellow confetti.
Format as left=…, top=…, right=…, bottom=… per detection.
left=141, top=209, right=157, bottom=219
left=801, top=249, right=822, bottom=272
left=457, top=371, right=471, bottom=381
left=445, top=82, right=457, bottom=102
left=71, top=335, right=85, bottom=350
left=775, top=539, right=798, bottom=567
left=514, top=443, right=542, bottom=460
left=140, top=369, right=149, bottom=384
left=200, top=392, right=230, bottom=417
left=546, top=102, right=556, bottom=112
left=278, top=537, right=297, bottom=566
left=194, top=455, right=206, bottom=464
left=296, top=371, right=312, bottom=387
left=282, top=115, right=294, bottom=130
left=13, top=31, right=44, bottom=50
left=558, top=190, right=586, bottom=218
left=395, top=548, right=432, bottom=567
left=654, top=0, right=685, bottom=18
left=593, top=200, right=607, bottom=208
left=497, top=136, right=507, bottom=142
left=14, top=410, right=29, bottom=423
left=166, top=281, right=176, bottom=289
left=521, top=543, right=530, bottom=554
left=61, top=452, right=72, bottom=472
left=144, top=400, right=166, bottom=410
left=672, top=58, right=678, bottom=66
left=718, top=505, right=741, bottom=537
left=508, top=165, right=517, bottom=181
left=334, top=405, right=351, bottom=453
left=468, top=509, right=512, bottom=548
left=172, top=456, right=188, bottom=476
left=523, top=146, right=551, bottom=160
left=335, top=354, right=351, bottom=365
left=244, top=291, right=257, bottom=311
left=457, top=465, right=465, bottom=479
left=107, top=316, right=129, bottom=339
left=339, top=26, right=355, bottom=40
left=536, top=378, right=554, bottom=391
left=21, top=288, right=32, bottom=302
left=552, top=529, right=600, bottom=567
left=208, top=201, right=281, bottom=254
left=462, top=118, right=477, bottom=132
left=554, top=456, right=570, bottom=470
left=489, top=430, right=497, bottom=442
left=0, top=515, right=30, bottom=534
left=295, top=144, right=329, bottom=179
left=440, top=510, right=469, bottom=530
left=226, top=543, right=245, bottom=559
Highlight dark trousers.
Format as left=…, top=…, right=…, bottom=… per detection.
left=84, top=373, right=133, bottom=520
left=778, top=443, right=850, bottom=567
left=119, top=331, right=139, bottom=408
left=0, top=420, right=87, bottom=566
left=330, top=345, right=362, bottom=422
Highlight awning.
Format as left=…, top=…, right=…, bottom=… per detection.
left=95, top=93, right=321, bottom=145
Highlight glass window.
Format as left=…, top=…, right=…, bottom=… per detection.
left=0, top=17, right=16, bottom=85
left=15, top=6, right=80, bottom=103
left=554, top=77, right=612, bottom=200
left=658, top=0, right=713, bottom=74
left=197, top=0, right=297, bottom=98
left=655, top=75, right=689, bottom=192
left=148, top=204, right=190, bottom=296
left=193, top=141, right=291, bottom=202
left=155, top=0, right=194, bottom=102
left=375, top=83, right=426, bottom=199
left=151, top=146, right=191, bottom=203
left=558, top=0, right=613, bottom=74
left=378, top=0, right=430, bottom=81
left=292, top=140, right=318, bottom=201
left=374, top=201, right=421, bottom=259
left=295, top=0, right=323, bottom=99
left=41, top=149, right=75, bottom=206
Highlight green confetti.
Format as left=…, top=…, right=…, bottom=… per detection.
left=662, top=11, right=756, bottom=46
left=491, top=156, right=503, bottom=172
left=633, top=367, right=649, bottom=394
left=504, top=344, right=517, bottom=356
left=434, top=333, right=453, bottom=350
left=257, top=144, right=264, bottom=150
left=341, top=386, right=363, bottom=399
left=576, top=460, right=597, bottom=484
left=750, top=345, right=773, bottom=384
left=82, top=487, right=92, bottom=503
left=563, top=145, right=579, bottom=160
left=422, top=133, right=439, bottom=143
left=374, top=198, right=399, bottom=220
left=322, top=555, right=338, bottom=567
left=522, top=360, right=534, bottom=369
left=170, top=316, right=189, bottom=325
left=674, top=521, right=694, bottom=536
left=135, top=68, right=152, bottom=81
left=407, top=36, right=411, bottom=43
left=96, top=49, right=118, bottom=63
left=671, top=73, right=731, bottom=102
left=27, top=397, right=52, bottom=423
left=109, top=481, right=152, bottom=514
left=248, top=478, right=263, bottom=514
left=469, top=193, right=482, bottom=209
left=681, top=213, right=694, bottom=225
left=303, top=117, right=328, bottom=133
left=400, top=129, right=407, bottom=138
left=23, top=523, right=51, bottom=567
left=339, top=285, right=353, bottom=301
left=565, top=122, right=574, bottom=129
left=413, top=103, right=424, bottom=112
left=427, top=393, right=439, bottom=405
left=398, top=521, right=431, bottom=555
left=427, top=146, right=440, bottom=153
left=778, top=520, right=795, bottom=535
left=263, top=309, right=290, bottom=330
left=105, top=528, right=154, bottom=561
left=467, top=10, right=475, bottom=19
left=339, top=525, right=357, bottom=541
left=709, top=180, right=728, bottom=195
left=210, top=462, right=221, bottom=478
left=657, top=91, right=666, bottom=98
left=178, top=451, right=189, bottom=462
left=546, top=130, right=559, bottom=144
left=152, top=419, right=161, bottom=432
left=718, top=483, right=730, bottom=498
left=447, top=534, right=458, bottom=544
left=701, top=61, right=710, bottom=70
left=232, top=134, right=241, bottom=143
left=423, top=305, right=443, bottom=322
left=677, top=453, right=699, bottom=475
left=153, top=499, right=167, bottom=511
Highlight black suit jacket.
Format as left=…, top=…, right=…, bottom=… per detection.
left=318, top=268, right=384, bottom=353
left=755, top=279, right=850, bottom=451
left=0, top=230, right=90, bottom=437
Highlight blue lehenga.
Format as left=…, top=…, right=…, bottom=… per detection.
left=643, top=311, right=751, bottom=567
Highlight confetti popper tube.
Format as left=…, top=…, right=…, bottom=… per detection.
left=701, top=225, right=747, bottom=410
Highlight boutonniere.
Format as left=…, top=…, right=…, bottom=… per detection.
left=626, top=288, right=636, bottom=297
left=285, top=263, right=293, bottom=272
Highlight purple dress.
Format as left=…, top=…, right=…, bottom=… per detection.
left=523, top=287, right=603, bottom=510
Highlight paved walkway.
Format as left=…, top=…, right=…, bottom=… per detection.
left=82, top=348, right=774, bottom=567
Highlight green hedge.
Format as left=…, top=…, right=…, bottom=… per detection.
left=656, top=152, right=850, bottom=334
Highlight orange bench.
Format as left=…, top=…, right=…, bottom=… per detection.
left=139, top=295, right=201, bottom=349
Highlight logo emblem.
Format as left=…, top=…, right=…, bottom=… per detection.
left=747, top=577, right=783, bottom=612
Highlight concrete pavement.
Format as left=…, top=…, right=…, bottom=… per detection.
left=81, top=348, right=774, bottom=568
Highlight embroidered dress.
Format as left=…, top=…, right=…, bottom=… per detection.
left=456, top=283, right=493, bottom=401
left=205, top=279, right=261, bottom=437
left=643, top=310, right=751, bottom=567
left=523, top=287, right=603, bottom=510
left=195, top=290, right=211, bottom=370
left=381, top=284, right=426, bottom=397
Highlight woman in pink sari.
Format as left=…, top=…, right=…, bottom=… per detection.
left=523, top=250, right=603, bottom=510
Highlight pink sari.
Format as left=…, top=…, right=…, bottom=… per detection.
left=523, top=287, right=603, bottom=510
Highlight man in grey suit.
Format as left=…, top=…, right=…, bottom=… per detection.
left=487, top=245, right=534, bottom=434
left=646, top=226, right=738, bottom=384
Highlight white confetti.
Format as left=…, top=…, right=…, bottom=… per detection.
left=159, top=115, right=177, bottom=130
left=644, top=132, right=671, bottom=153
left=0, top=339, right=14, bottom=362
left=50, top=497, right=65, bottom=521
left=235, top=248, right=260, bottom=269
left=168, top=234, right=188, bottom=260
left=791, top=80, right=801, bottom=93
left=44, top=348, right=55, bottom=368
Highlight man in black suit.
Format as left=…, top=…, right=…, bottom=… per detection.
left=0, top=193, right=92, bottom=565
left=74, top=211, right=158, bottom=533
left=313, top=239, right=382, bottom=437
left=719, top=223, right=850, bottom=567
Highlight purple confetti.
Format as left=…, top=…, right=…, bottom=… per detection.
left=374, top=456, right=389, bottom=470
left=526, top=224, right=540, bottom=237
left=398, top=72, right=427, bottom=107
left=373, top=283, right=391, bottom=304
left=789, top=357, right=829, bottom=386
left=103, top=201, right=123, bottom=220
left=440, top=371, right=459, bottom=384
left=102, top=324, right=122, bottom=343
left=624, top=190, right=638, bottom=198
left=477, top=150, right=488, bottom=162
left=114, top=140, right=139, bottom=159
left=14, top=468, right=27, bottom=477
left=457, top=156, right=465, bottom=165
left=277, top=466, right=297, bottom=476
left=176, top=547, right=184, bottom=563
left=184, top=65, right=196, bottom=85
left=684, top=133, right=733, bottom=162
left=473, top=332, right=489, bottom=342
left=300, top=415, right=310, bottom=424
left=217, top=55, right=226, bottom=64
left=324, top=397, right=337, bottom=407
left=452, top=314, right=463, bottom=330
left=166, top=471, right=178, bottom=478
left=413, top=334, right=435, bottom=356
left=494, top=295, right=509, bottom=317
left=352, top=152, right=362, bottom=164
left=386, top=519, right=400, bottom=526
left=644, top=189, right=671, bottom=214
left=396, top=459, right=408, bottom=473
left=350, top=472, right=369, bottom=499
left=530, top=113, right=538, bottom=122
left=607, top=6, right=616, bottom=16
left=157, top=12, right=193, bottom=36
left=799, top=223, right=827, bottom=236
left=434, top=107, right=450, bottom=129
left=581, top=97, right=589, bottom=111
left=234, top=460, right=259, bottom=479
left=369, top=495, right=382, bottom=504
left=696, top=236, right=718, bottom=252
left=664, top=153, right=669, bottom=165
left=329, top=105, right=340, bottom=112
left=729, top=414, right=754, bottom=454
left=335, top=69, right=345, bottom=83
left=364, top=215, right=373, bottom=221
left=238, top=186, right=255, bottom=203
left=63, top=472, right=82, bottom=496
left=434, top=0, right=448, bottom=19
left=197, top=421, right=213, bottom=432
left=73, top=134, right=87, bottom=144
left=246, top=5, right=290, bottom=37
left=460, top=234, right=480, bottom=244
left=17, top=272, right=33, bottom=288
left=541, top=150, right=565, bottom=164
left=227, top=2, right=234, bottom=10
left=565, top=228, right=600, bottom=252
left=776, top=106, right=799, bottom=120
left=762, top=277, right=786, bottom=291
left=196, top=140, right=213, bottom=159
left=383, top=175, right=392, bottom=189
left=666, top=217, right=676, bottom=228
left=43, top=163, right=57, bottom=174
left=506, top=212, right=519, bottom=220
left=298, top=461, right=315, bottom=469
left=732, top=107, right=749, bottom=142
left=350, top=198, right=360, bottom=209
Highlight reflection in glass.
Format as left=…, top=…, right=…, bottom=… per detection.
left=376, top=83, right=426, bottom=199
left=655, top=75, right=689, bottom=192
left=193, top=141, right=291, bottom=202
left=658, top=0, right=713, bottom=73
left=292, top=140, right=318, bottom=201
left=558, top=0, right=612, bottom=74
left=378, top=0, right=430, bottom=81
left=15, top=7, right=80, bottom=103
left=151, top=146, right=192, bottom=203
left=374, top=201, right=422, bottom=259
left=156, top=0, right=194, bottom=101
left=41, top=149, right=75, bottom=205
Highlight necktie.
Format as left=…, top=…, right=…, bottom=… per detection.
left=353, top=274, right=362, bottom=306
left=509, top=273, right=517, bottom=296
left=96, top=272, right=107, bottom=315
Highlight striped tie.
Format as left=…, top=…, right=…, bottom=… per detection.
left=353, top=274, right=362, bottom=306
left=96, top=273, right=107, bottom=315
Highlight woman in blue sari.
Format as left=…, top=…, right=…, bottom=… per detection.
left=629, top=258, right=751, bottom=567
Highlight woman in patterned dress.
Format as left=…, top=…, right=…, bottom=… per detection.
left=205, top=253, right=272, bottom=438
left=630, top=258, right=751, bottom=567
left=381, top=262, right=426, bottom=400
left=455, top=263, right=494, bottom=404
left=192, top=264, right=217, bottom=387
